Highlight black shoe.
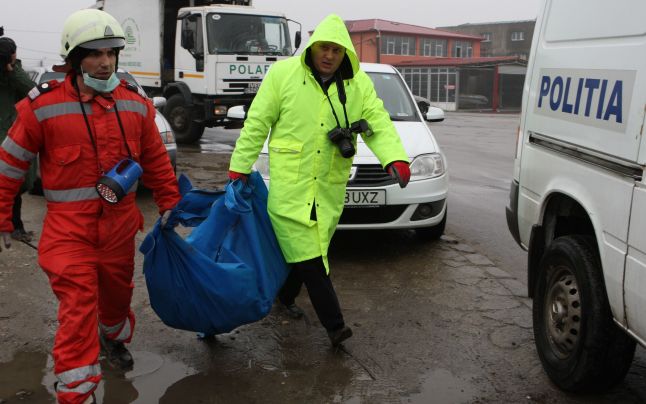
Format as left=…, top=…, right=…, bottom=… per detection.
left=100, top=334, right=134, bottom=370
left=328, top=326, right=353, bottom=347
left=281, top=303, right=304, bottom=319
left=11, top=228, right=34, bottom=242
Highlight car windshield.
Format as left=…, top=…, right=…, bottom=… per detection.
left=206, top=13, right=292, bottom=56
left=366, top=72, right=419, bottom=122
left=38, top=71, right=141, bottom=90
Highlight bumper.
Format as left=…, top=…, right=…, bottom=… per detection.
left=337, top=174, right=448, bottom=230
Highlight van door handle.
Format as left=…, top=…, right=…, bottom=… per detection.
left=179, top=71, right=184, bottom=78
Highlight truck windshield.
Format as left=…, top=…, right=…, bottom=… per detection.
left=366, top=72, right=419, bottom=122
left=206, top=13, right=292, bottom=56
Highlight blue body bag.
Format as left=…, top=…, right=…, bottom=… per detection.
left=139, top=172, right=289, bottom=335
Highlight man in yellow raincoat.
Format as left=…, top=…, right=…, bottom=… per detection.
left=229, top=14, right=410, bottom=347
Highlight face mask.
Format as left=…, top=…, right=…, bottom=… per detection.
left=82, top=69, right=120, bottom=93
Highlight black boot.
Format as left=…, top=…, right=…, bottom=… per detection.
left=327, top=326, right=353, bottom=347
left=281, top=303, right=304, bottom=319
left=100, top=334, right=134, bottom=370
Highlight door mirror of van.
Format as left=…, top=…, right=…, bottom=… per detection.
left=425, top=107, right=445, bottom=122
left=152, top=96, right=167, bottom=110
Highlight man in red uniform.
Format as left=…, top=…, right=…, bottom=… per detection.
left=0, top=9, right=180, bottom=404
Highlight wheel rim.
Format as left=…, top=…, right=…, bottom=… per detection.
left=169, top=106, right=188, bottom=132
left=544, top=265, right=582, bottom=359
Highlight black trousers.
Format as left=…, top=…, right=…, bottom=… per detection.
left=278, top=256, right=345, bottom=332
left=11, top=193, right=24, bottom=231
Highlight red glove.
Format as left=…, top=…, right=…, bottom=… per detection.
left=228, top=170, right=249, bottom=183
left=387, top=161, right=410, bottom=188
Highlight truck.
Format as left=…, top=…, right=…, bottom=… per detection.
left=506, top=0, right=646, bottom=393
left=95, top=0, right=301, bottom=143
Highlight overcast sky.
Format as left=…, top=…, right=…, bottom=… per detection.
left=2, top=0, right=541, bottom=66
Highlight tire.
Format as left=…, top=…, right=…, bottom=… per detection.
left=415, top=208, right=447, bottom=240
left=533, top=235, right=636, bottom=393
left=163, top=94, right=204, bottom=144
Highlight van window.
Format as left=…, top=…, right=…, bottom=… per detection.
left=544, top=2, right=646, bottom=42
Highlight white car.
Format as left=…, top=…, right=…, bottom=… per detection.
left=25, top=67, right=177, bottom=169
left=237, top=63, right=448, bottom=239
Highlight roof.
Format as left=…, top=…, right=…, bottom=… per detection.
left=345, top=19, right=483, bottom=40
left=396, top=56, right=525, bottom=67
left=439, top=19, right=536, bottom=28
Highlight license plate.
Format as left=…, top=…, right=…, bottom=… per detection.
left=344, top=189, right=386, bottom=206
left=244, top=82, right=261, bottom=94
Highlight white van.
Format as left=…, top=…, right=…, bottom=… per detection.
left=506, top=0, right=646, bottom=393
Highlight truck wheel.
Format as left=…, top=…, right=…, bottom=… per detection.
left=533, top=235, right=636, bottom=392
left=164, top=94, right=204, bottom=144
left=415, top=208, right=446, bottom=240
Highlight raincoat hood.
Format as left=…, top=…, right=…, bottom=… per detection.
left=300, top=14, right=359, bottom=79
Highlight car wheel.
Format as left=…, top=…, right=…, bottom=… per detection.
left=533, top=235, right=636, bottom=392
left=164, top=94, right=204, bottom=144
left=415, top=208, right=446, bottom=240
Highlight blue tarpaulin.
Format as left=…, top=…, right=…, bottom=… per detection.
left=139, top=172, right=289, bottom=335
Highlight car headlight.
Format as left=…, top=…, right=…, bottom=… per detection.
left=410, top=153, right=445, bottom=181
left=253, top=153, right=270, bottom=180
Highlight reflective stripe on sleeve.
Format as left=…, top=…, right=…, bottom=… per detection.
left=56, top=364, right=101, bottom=386
left=113, top=100, right=147, bottom=118
left=33, top=102, right=92, bottom=122
left=0, top=160, right=27, bottom=180
left=1, top=137, right=36, bottom=162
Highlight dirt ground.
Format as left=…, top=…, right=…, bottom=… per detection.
left=1, top=151, right=645, bottom=403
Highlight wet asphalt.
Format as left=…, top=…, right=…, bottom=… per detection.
left=1, top=114, right=645, bottom=403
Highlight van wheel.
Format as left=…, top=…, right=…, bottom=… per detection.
left=415, top=209, right=446, bottom=240
left=533, top=235, right=636, bottom=392
left=164, top=94, right=204, bottom=144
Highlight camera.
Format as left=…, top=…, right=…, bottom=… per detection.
left=327, top=119, right=372, bottom=158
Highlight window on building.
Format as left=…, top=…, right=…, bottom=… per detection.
left=481, top=33, right=492, bottom=42
left=381, top=35, right=416, bottom=55
left=452, top=40, right=472, bottom=58
left=511, top=31, right=525, bottom=41
left=399, top=66, right=457, bottom=103
left=386, top=37, right=395, bottom=54
left=421, top=38, right=447, bottom=57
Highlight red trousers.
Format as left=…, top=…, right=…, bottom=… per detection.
left=39, top=197, right=142, bottom=404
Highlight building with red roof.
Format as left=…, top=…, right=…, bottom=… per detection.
left=344, top=19, right=528, bottom=111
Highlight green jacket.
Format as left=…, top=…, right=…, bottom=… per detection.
left=229, top=14, right=408, bottom=271
left=0, top=60, right=36, bottom=191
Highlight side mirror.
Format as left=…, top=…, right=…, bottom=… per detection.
left=181, top=30, right=194, bottom=50
left=294, top=31, right=302, bottom=50
left=227, top=105, right=246, bottom=120
left=425, top=107, right=445, bottom=122
left=152, top=96, right=167, bottom=109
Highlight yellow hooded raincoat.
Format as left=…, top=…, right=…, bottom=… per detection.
left=229, top=14, right=408, bottom=272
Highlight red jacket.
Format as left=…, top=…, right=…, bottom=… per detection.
left=0, top=74, right=180, bottom=232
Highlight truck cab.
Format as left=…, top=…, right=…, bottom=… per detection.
left=98, top=0, right=300, bottom=143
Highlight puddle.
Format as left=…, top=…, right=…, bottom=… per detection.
left=406, top=369, right=477, bottom=404
left=0, top=350, right=196, bottom=403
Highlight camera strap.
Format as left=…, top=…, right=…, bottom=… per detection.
left=322, top=73, right=350, bottom=129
